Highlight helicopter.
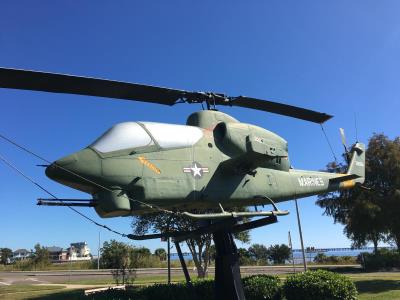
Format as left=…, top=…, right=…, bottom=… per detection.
left=0, top=67, right=365, bottom=221
left=0, top=67, right=366, bottom=300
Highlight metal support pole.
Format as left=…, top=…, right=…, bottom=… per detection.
left=174, top=241, right=192, bottom=286
left=294, top=198, right=307, bottom=271
left=294, top=199, right=307, bottom=271
left=167, top=237, right=171, bottom=284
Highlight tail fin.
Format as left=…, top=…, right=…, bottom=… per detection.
left=347, top=142, right=365, bottom=184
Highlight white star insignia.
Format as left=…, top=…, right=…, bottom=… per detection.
left=183, top=162, right=209, bottom=178
left=191, top=163, right=202, bottom=177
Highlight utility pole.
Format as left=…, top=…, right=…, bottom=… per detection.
left=288, top=230, right=295, bottom=273
left=167, top=237, right=171, bottom=284
left=97, top=231, right=101, bottom=270
left=294, top=198, right=307, bottom=271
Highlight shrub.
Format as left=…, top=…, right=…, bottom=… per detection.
left=314, top=252, right=328, bottom=263
left=283, top=270, right=357, bottom=300
left=193, top=280, right=214, bottom=299
left=136, top=283, right=191, bottom=300
left=358, top=249, right=400, bottom=271
left=314, top=253, right=357, bottom=265
left=243, top=274, right=282, bottom=300
left=104, top=276, right=281, bottom=300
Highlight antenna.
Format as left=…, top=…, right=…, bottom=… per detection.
left=354, top=112, right=359, bottom=142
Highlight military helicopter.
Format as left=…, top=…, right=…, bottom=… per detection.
left=0, top=67, right=365, bottom=300
left=0, top=67, right=365, bottom=220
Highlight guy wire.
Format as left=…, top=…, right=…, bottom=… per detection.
left=0, top=133, right=176, bottom=216
left=320, top=124, right=338, bottom=164
left=0, top=133, right=182, bottom=238
left=0, top=153, right=127, bottom=237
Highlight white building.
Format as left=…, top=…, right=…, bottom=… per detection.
left=12, top=249, right=32, bottom=262
left=67, top=242, right=91, bottom=261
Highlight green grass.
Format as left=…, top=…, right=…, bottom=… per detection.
left=2, top=272, right=400, bottom=299
left=0, top=285, right=66, bottom=300
left=352, top=274, right=400, bottom=300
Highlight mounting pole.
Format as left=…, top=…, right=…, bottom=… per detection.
left=213, top=229, right=246, bottom=300
left=294, top=198, right=307, bottom=271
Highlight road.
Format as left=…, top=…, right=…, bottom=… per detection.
left=0, top=265, right=360, bottom=286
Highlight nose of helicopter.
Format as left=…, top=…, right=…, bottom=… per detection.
left=45, top=148, right=101, bottom=193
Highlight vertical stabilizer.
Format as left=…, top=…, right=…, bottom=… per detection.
left=347, top=142, right=365, bottom=184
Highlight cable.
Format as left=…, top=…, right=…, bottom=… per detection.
left=0, top=153, right=127, bottom=237
left=320, top=124, right=338, bottom=164
left=0, top=133, right=177, bottom=216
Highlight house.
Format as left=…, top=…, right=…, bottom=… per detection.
left=45, top=242, right=91, bottom=262
left=46, top=246, right=68, bottom=262
left=12, top=249, right=31, bottom=261
left=67, top=242, right=91, bottom=261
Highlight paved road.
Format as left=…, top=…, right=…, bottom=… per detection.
left=0, top=265, right=360, bottom=285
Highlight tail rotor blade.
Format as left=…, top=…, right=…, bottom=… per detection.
left=339, top=128, right=347, bottom=148
left=339, top=128, right=350, bottom=164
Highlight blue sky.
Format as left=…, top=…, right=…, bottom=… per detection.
left=0, top=1, right=399, bottom=254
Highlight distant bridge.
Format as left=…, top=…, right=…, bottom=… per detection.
left=292, top=246, right=396, bottom=253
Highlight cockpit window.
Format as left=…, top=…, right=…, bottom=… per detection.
left=91, top=122, right=153, bottom=153
left=141, top=122, right=203, bottom=148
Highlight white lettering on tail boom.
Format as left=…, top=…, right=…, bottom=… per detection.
left=298, top=177, right=324, bottom=187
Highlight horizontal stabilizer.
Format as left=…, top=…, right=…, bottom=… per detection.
left=329, top=174, right=360, bottom=183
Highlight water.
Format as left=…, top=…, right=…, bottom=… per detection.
left=292, top=247, right=395, bottom=264
left=169, top=247, right=396, bottom=263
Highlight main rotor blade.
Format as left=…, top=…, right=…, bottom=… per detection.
left=228, top=96, right=332, bottom=123
left=0, top=67, right=187, bottom=105
left=0, top=67, right=333, bottom=123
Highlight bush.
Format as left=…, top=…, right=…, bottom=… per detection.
left=358, top=249, right=400, bottom=271
left=136, top=283, right=191, bottom=300
left=243, top=274, right=282, bottom=300
left=133, top=276, right=281, bottom=300
left=283, top=270, right=357, bottom=300
left=193, top=280, right=214, bottom=299
left=314, top=253, right=357, bottom=265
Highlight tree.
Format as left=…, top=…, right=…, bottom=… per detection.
left=0, top=248, right=12, bottom=265
left=317, top=134, right=400, bottom=252
left=248, top=244, right=269, bottom=263
left=132, top=247, right=151, bottom=258
left=238, top=247, right=253, bottom=265
left=154, top=248, right=167, bottom=261
left=205, top=244, right=216, bottom=264
left=100, top=240, right=137, bottom=284
left=32, top=244, right=50, bottom=268
left=314, top=253, right=328, bottom=263
left=268, top=244, right=291, bottom=264
left=132, top=212, right=250, bottom=278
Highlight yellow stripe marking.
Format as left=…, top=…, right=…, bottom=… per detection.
left=138, top=156, right=161, bottom=174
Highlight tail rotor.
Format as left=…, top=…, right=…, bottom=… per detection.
left=339, top=128, right=351, bottom=165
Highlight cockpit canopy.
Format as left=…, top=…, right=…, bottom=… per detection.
left=90, top=122, right=203, bottom=153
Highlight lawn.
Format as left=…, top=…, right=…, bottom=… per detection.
left=0, top=285, right=65, bottom=300
left=350, top=272, right=400, bottom=300
left=1, top=272, right=400, bottom=299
